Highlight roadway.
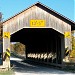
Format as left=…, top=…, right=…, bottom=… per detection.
left=10, top=57, right=75, bottom=75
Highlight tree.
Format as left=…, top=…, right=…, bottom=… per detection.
left=71, top=31, right=75, bottom=50
left=0, top=12, right=2, bottom=40
left=69, top=31, right=75, bottom=58
left=0, top=12, right=3, bottom=64
left=10, top=44, right=15, bottom=52
left=11, top=42, right=25, bottom=55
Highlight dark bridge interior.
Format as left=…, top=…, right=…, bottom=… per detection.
left=11, top=28, right=64, bottom=65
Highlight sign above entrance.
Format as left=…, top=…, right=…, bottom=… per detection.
left=3, top=32, right=10, bottom=38
left=30, top=20, right=45, bottom=27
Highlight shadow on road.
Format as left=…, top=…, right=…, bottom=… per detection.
left=10, top=58, right=74, bottom=74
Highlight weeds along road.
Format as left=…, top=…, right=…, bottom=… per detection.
left=10, top=57, right=75, bottom=75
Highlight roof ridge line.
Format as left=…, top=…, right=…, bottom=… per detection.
left=3, top=1, right=75, bottom=24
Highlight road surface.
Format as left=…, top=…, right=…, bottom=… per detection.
left=10, top=57, right=75, bottom=75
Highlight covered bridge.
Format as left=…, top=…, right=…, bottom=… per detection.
left=0, top=2, right=75, bottom=69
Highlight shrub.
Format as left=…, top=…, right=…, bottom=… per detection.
left=70, top=50, right=75, bottom=58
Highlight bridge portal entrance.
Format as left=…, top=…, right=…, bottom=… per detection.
left=11, top=28, right=64, bottom=66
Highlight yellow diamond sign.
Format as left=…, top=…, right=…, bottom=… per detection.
left=3, top=32, right=10, bottom=38
left=64, top=32, right=71, bottom=38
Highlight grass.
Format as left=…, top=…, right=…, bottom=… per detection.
left=0, top=69, right=15, bottom=75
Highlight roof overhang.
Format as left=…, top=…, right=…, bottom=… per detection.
left=3, top=2, right=75, bottom=30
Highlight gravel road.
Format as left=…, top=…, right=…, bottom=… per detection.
left=10, top=57, right=75, bottom=75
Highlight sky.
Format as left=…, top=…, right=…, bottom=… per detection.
left=0, top=0, right=75, bottom=21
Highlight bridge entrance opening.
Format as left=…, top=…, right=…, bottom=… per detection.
left=11, top=28, right=64, bottom=66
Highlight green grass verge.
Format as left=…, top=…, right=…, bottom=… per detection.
left=0, top=69, right=14, bottom=75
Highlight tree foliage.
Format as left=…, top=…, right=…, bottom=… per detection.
left=69, top=31, right=75, bottom=58
left=0, top=12, right=2, bottom=40
left=71, top=31, right=75, bottom=50
left=10, top=42, right=25, bottom=55
left=70, top=50, right=75, bottom=57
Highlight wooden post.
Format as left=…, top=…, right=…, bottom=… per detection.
left=61, top=35, right=65, bottom=66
